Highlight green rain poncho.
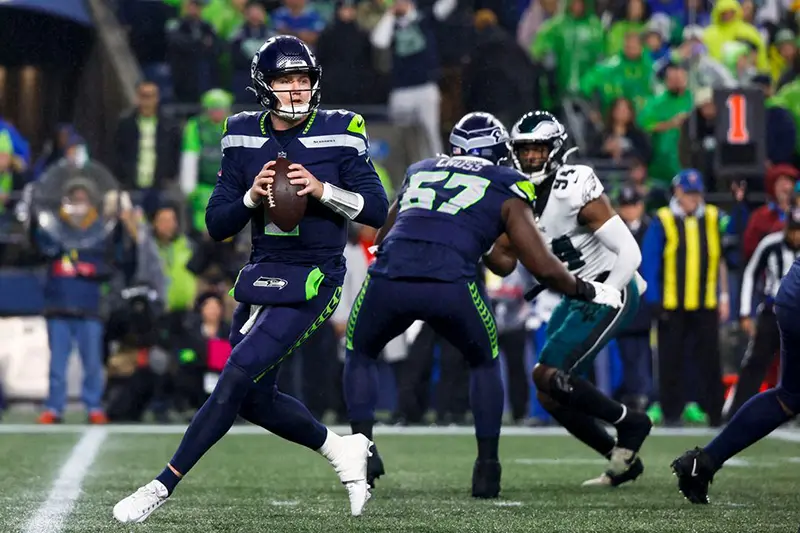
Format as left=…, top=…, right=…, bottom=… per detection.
left=580, top=48, right=655, bottom=113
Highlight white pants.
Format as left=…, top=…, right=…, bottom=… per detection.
left=388, top=82, right=442, bottom=160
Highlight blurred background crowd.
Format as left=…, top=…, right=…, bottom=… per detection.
left=0, top=0, right=799, bottom=428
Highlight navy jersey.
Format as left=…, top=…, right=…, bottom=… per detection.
left=776, top=256, right=800, bottom=310
left=205, top=109, right=388, bottom=285
left=371, top=155, right=535, bottom=281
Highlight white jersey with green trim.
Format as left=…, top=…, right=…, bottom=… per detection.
left=533, top=164, right=616, bottom=282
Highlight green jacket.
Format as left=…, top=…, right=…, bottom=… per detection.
left=638, top=90, right=694, bottom=184
left=183, top=116, right=225, bottom=233
left=580, top=51, right=654, bottom=113
left=158, top=236, right=197, bottom=312
left=531, top=0, right=604, bottom=107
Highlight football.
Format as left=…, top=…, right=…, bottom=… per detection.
left=265, top=157, right=307, bottom=232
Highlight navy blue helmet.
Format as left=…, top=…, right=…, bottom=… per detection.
left=449, top=112, right=512, bottom=165
left=250, top=35, right=322, bottom=120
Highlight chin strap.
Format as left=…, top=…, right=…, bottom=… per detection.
left=271, top=106, right=312, bottom=122
left=320, top=182, right=364, bottom=220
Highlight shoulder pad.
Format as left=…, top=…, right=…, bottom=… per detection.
left=223, top=111, right=264, bottom=136
left=221, top=112, right=268, bottom=151
left=551, top=165, right=604, bottom=206
left=318, top=109, right=367, bottom=138
left=481, top=166, right=535, bottom=203
left=406, top=157, right=439, bottom=175
left=308, top=109, right=369, bottom=156
left=558, top=164, right=595, bottom=179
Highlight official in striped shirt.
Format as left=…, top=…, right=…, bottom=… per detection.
left=727, top=207, right=800, bottom=418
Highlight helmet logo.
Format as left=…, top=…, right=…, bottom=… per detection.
left=280, top=57, right=309, bottom=69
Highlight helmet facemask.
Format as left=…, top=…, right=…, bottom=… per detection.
left=510, top=112, right=569, bottom=185
left=513, top=137, right=563, bottom=185
left=251, top=63, right=322, bottom=122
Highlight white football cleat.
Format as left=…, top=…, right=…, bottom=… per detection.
left=608, top=447, right=636, bottom=476
left=581, top=473, right=614, bottom=487
left=328, top=434, right=373, bottom=516
left=112, top=480, right=169, bottom=524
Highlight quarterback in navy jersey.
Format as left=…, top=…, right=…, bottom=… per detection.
left=343, top=112, right=624, bottom=498
left=113, top=36, right=387, bottom=523
left=672, top=207, right=800, bottom=505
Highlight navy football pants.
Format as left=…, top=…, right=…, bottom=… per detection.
left=227, top=285, right=342, bottom=385
left=347, top=275, right=499, bottom=367
left=345, top=275, right=503, bottom=439
left=775, top=303, right=800, bottom=399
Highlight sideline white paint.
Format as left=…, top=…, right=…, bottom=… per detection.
left=22, top=427, right=108, bottom=533
left=0, top=424, right=725, bottom=437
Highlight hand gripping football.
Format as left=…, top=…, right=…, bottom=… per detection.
left=266, top=157, right=308, bottom=232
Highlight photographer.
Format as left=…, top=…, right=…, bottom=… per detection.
left=103, top=192, right=168, bottom=422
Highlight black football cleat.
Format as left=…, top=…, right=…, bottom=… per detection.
left=367, top=444, right=385, bottom=488
left=582, top=456, right=644, bottom=487
left=671, top=447, right=716, bottom=504
left=472, top=459, right=501, bottom=499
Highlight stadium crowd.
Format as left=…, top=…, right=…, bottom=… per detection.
left=1, top=0, right=800, bottom=429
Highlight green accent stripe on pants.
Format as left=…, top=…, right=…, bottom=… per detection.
left=345, top=274, right=370, bottom=351
left=468, top=281, right=499, bottom=358
left=253, top=286, right=343, bottom=383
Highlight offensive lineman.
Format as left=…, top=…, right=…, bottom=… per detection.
left=509, top=111, right=653, bottom=486
left=343, top=112, right=624, bottom=498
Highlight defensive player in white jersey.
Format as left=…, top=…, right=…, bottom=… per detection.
left=508, top=111, right=653, bottom=487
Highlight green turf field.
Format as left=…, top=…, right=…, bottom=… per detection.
left=3, top=425, right=800, bottom=533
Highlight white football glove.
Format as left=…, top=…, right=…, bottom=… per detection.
left=587, top=281, right=623, bottom=309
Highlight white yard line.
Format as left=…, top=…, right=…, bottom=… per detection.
left=0, top=424, right=726, bottom=437
left=4, top=423, right=800, bottom=442
left=22, top=427, right=108, bottom=533
left=770, top=429, right=800, bottom=442
left=0, top=424, right=732, bottom=441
